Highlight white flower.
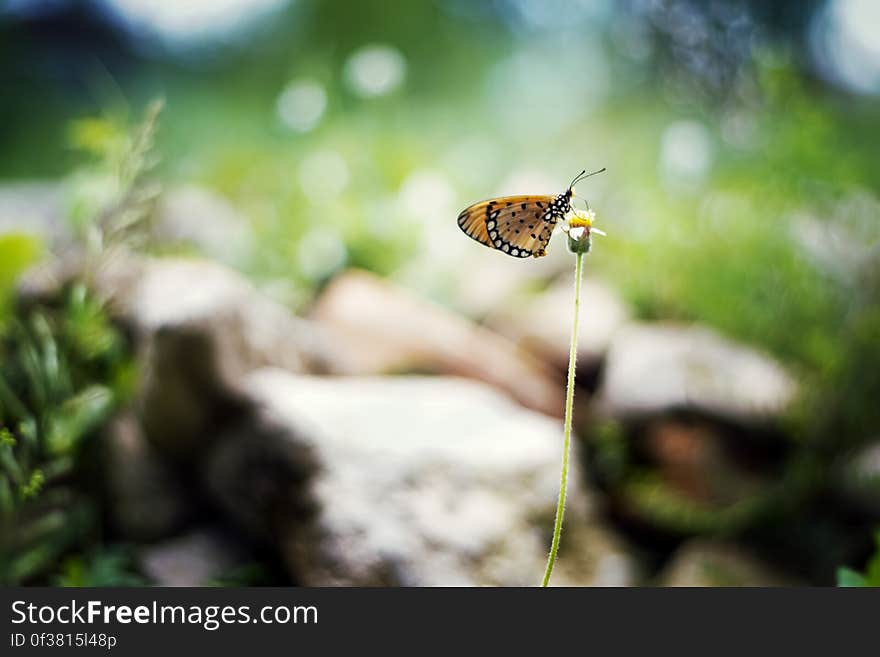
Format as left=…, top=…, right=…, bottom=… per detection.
left=563, top=208, right=605, bottom=254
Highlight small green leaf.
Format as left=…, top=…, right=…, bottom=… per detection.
left=863, top=530, right=880, bottom=586
left=0, top=233, right=43, bottom=331
left=0, top=427, right=15, bottom=447
left=45, top=385, right=114, bottom=455
left=20, top=469, right=45, bottom=500
left=836, top=567, right=867, bottom=587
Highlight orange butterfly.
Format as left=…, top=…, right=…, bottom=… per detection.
left=457, top=168, right=605, bottom=258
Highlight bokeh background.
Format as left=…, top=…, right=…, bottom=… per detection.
left=1, top=0, right=879, bottom=586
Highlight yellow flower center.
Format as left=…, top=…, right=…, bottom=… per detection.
left=568, top=214, right=593, bottom=229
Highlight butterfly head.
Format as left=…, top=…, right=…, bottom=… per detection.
left=551, top=190, right=574, bottom=216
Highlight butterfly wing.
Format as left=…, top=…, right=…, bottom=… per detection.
left=457, top=195, right=557, bottom=258
left=457, top=200, right=497, bottom=249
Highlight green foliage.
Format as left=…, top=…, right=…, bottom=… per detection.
left=590, top=420, right=629, bottom=485
left=53, top=547, right=145, bottom=587
left=0, top=284, right=132, bottom=584
left=598, top=69, right=880, bottom=454
left=20, top=469, right=44, bottom=499
left=65, top=100, right=164, bottom=257
left=0, top=100, right=165, bottom=585
left=588, top=63, right=880, bottom=567
left=837, top=531, right=880, bottom=587
left=0, top=97, right=168, bottom=584
left=0, top=234, right=42, bottom=330
left=0, top=101, right=168, bottom=585
left=620, top=471, right=767, bottom=536
left=208, top=563, right=274, bottom=587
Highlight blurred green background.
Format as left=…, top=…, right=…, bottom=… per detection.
left=1, top=0, right=879, bottom=586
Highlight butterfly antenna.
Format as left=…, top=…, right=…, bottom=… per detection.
left=569, top=167, right=606, bottom=190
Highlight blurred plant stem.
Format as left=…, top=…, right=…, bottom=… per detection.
left=541, top=249, right=584, bottom=587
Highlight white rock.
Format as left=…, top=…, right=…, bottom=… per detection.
left=0, top=181, right=67, bottom=244
left=599, top=323, right=797, bottom=424
left=838, top=441, right=880, bottom=517
left=140, top=529, right=245, bottom=587
left=310, top=269, right=564, bottom=417
left=205, top=369, right=637, bottom=586
left=68, top=253, right=328, bottom=458
left=132, top=258, right=327, bottom=456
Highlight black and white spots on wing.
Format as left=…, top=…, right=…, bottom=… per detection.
left=485, top=201, right=532, bottom=257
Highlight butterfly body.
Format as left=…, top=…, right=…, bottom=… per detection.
left=457, top=169, right=603, bottom=259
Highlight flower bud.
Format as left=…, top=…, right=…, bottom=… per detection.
left=564, top=209, right=596, bottom=254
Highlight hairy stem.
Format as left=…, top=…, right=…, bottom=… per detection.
left=541, top=250, right=584, bottom=587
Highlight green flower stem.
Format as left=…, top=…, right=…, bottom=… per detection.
left=541, top=249, right=584, bottom=587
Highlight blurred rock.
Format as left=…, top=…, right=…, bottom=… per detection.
left=103, top=414, right=194, bottom=541
left=112, top=257, right=328, bottom=458
left=15, top=249, right=87, bottom=305
left=156, top=185, right=254, bottom=265
left=658, top=540, right=796, bottom=586
left=205, top=369, right=637, bottom=586
left=487, top=275, right=631, bottom=371
left=0, top=181, right=68, bottom=245
left=310, top=269, right=564, bottom=417
left=20, top=251, right=330, bottom=459
left=607, top=417, right=775, bottom=535
left=139, top=529, right=246, bottom=586
left=642, top=418, right=770, bottom=507
left=598, top=323, right=797, bottom=425
left=837, top=441, right=880, bottom=518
